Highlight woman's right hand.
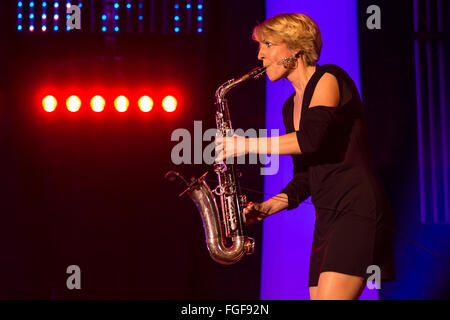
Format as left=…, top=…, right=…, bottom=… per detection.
left=243, top=201, right=271, bottom=225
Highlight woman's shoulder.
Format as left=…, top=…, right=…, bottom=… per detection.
left=316, top=64, right=361, bottom=107
left=317, top=64, right=352, bottom=81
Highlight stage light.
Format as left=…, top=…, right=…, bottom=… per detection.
left=54, top=26, right=59, bottom=31
left=174, top=27, right=180, bottom=33
left=17, top=25, right=23, bottom=31
left=114, top=3, right=119, bottom=9
left=114, top=96, right=129, bottom=112
left=90, top=95, right=105, bottom=112
left=30, top=1, right=35, bottom=7
left=42, top=14, right=47, bottom=19
left=102, top=26, right=107, bottom=32
left=162, top=96, right=177, bottom=112
left=42, top=26, right=47, bottom=31
left=114, top=26, right=119, bottom=32
left=43, top=95, right=57, bottom=112
left=197, top=1, right=204, bottom=34
left=18, top=1, right=23, bottom=7
left=186, top=4, right=191, bottom=9
left=138, top=96, right=153, bottom=112
left=66, top=95, right=81, bottom=112
left=29, top=25, right=35, bottom=31
left=43, top=1, right=47, bottom=7
left=101, top=14, right=107, bottom=21
left=54, top=2, right=59, bottom=8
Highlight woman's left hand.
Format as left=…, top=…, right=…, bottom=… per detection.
left=215, top=134, right=248, bottom=163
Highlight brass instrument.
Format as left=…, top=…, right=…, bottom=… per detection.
left=165, top=66, right=266, bottom=264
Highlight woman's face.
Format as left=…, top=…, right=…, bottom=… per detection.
left=257, top=39, right=296, bottom=81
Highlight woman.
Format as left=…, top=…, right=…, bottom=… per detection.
left=215, top=13, right=395, bottom=300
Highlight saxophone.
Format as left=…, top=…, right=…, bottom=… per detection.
left=165, top=66, right=266, bottom=265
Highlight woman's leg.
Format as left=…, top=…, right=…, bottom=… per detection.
left=309, top=286, right=318, bottom=300
left=314, top=271, right=366, bottom=300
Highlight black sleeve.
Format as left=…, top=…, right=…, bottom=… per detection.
left=296, top=69, right=356, bottom=155
left=296, top=105, right=343, bottom=155
left=279, top=170, right=311, bottom=211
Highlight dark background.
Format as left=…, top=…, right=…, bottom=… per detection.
left=0, top=0, right=266, bottom=299
left=0, top=0, right=449, bottom=299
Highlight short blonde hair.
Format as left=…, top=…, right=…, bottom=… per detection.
left=252, top=13, right=322, bottom=66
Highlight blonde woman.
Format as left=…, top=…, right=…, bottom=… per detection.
left=215, top=13, right=395, bottom=300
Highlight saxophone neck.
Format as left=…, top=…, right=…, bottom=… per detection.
left=215, top=66, right=267, bottom=102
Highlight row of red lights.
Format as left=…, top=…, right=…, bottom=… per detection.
left=42, top=95, right=178, bottom=113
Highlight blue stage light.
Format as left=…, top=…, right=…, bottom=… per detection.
left=174, top=27, right=180, bottom=33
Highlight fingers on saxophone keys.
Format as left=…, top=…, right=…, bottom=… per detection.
left=215, top=151, right=224, bottom=163
left=215, top=136, right=223, bottom=145
left=215, top=142, right=225, bottom=162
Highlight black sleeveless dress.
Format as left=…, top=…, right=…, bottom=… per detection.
left=280, top=64, right=396, bottom=287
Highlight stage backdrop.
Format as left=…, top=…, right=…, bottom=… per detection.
left=261, top=0, right=377, bottom=300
